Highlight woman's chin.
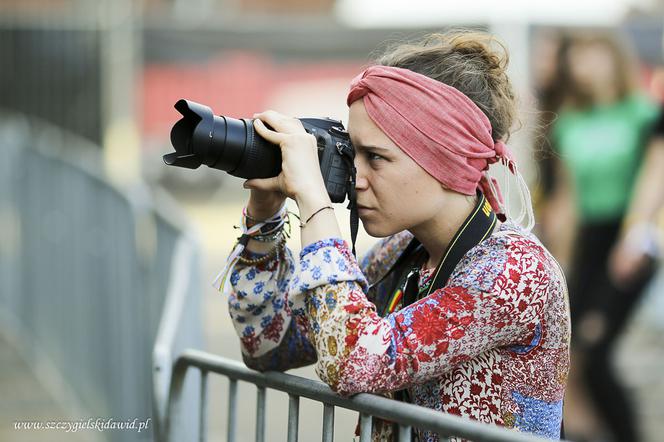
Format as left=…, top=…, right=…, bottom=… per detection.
left=361, top=219, right=396, bottom=238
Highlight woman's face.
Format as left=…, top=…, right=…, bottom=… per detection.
left=568, top=42, right=618, bottom=98
left=347, top=100, right=448, bottom=237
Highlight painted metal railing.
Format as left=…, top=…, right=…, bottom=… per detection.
left=0, top=112, right=203, bottom=442
left=162, top=349, right=552, bottom=442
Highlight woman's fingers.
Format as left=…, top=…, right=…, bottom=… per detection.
left=250, top=109, right=323, bottom=200
left=254, top=110, right=306, bottom=135
left=253, top=118, right=286, bottom=144
left=254, top=114, right=317, bottom=156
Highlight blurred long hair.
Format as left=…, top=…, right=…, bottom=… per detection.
left=556, top=30, right=638, bottom=110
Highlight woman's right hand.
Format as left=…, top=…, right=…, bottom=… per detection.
left=245, top=188, right=286, bottom=221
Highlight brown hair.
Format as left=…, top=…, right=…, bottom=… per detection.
left=375, top=30, right=518, bottom=142
left=556, top=31, right=637, bottom=109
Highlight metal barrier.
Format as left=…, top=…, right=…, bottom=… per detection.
left=0, top=112, right=203, bottom=441
left=163, top=349, right=551, bottom=442
left=152, top=224, right=204, bottom=442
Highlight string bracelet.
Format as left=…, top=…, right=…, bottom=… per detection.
left=294, top=205, right=334, bottom=229
left=212, top=204, right=287, bottom=292
left=242, top=206, right=287, bottom=236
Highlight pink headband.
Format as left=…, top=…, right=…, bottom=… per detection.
left=347, top=65, right=515, bottom=220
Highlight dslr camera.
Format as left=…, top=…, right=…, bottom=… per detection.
left=164, top=99, right=355, bottom=204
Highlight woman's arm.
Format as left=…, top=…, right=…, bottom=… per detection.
left=228, top=108, right=338, bottom=371
left=228, top=232, right=320, bottom=372
left=622, top=137, right=664, bottom=222
left=609, top=133, right=664, bottom=287
left=229, top=228, right=415, bottom=371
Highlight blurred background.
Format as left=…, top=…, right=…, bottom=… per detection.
left=1, top=0, right=663, bottom=441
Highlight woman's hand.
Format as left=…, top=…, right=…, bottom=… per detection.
left=244, top=110, right=341, bottom=247
left=244, top=110, right=331, bottom=212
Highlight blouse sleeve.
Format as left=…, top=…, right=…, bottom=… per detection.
left=228, top=230, right=412, bottom=372
left=358, top=230, right=413, bottom=286
left=227, top=243, right=318, bottom=372
left=293, top=233, right=550, bottom=396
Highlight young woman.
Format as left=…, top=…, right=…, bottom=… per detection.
left=542, top=33, right=661, bottom=442
left=222, top=32, right=570, bottom=441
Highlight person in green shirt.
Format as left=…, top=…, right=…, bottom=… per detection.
left=553, top=94, right=659, bottom=223
left=542, top=32, right=661, bottom=442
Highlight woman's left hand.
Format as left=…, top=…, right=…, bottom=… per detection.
left=243, top=110, right=329, bottom=205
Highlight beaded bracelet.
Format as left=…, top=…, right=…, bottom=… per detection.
left=237, top=237, right=284, bottom=265
left=212, top=204, right=288, bottom=292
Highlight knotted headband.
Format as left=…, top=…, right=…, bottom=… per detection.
left=347, top=65, right=522, bottom=222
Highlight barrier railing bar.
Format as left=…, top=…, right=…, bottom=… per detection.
left=287, top=394, right=299, bottom=442
left=166, top=349, right=555, bottom=442
left=322, top=404, right=334, bottom=442
left=399, top=424, right=412, bottom=442
left=359, top=413, right=372, bottom=442
left=199, top=370, right=208, bottom=442
left=256, top=386, right=266, bottom=442
left=227, top=379, right=238, bottom=442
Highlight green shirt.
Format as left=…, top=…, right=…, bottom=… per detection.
left=553, top=94, right=660, bottom=223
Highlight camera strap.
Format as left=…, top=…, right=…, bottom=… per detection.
left=336, top=141, right=359, bottom=256
left=380, top=190, right=497, bottom=316
left=382, top=191, right=496, bottom=417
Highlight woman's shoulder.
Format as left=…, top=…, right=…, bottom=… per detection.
left=487, top=222, right=558, bottom=268
left=450, top=222, right=560, bottom=293
left=359, top=230, right=414, bottom=285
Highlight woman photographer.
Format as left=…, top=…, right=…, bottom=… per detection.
left=221, top=31, right=570, bottom=441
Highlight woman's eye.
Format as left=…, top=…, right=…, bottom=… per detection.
left=368, top=152, right=384, bottom=161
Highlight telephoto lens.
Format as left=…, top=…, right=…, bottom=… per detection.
left=164, top=98, right=355, bottom=204
left=164, top=99, right=282, bottom=179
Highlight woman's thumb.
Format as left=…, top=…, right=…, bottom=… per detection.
left=243, top=177, right=280, bottom=192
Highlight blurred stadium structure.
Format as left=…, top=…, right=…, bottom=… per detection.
left=1, top=0, right=663, bottom=441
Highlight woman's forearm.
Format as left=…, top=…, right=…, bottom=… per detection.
left=623, top=139, right=664, bottom=226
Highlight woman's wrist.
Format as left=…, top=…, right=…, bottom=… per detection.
left=295, top=184, right=332, bottom=219
left=295, top=186, right=342, bottom=247
left=244, top=233, right=285, bottom=257
left=243, top=197, right=287, bottom=254
left=247, top=197, right=285, bottom=223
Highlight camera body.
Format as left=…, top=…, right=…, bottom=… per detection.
left=164, top=99, right=354, bottom=203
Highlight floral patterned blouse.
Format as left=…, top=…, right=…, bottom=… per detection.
left=226, top=222, right=570, bottom=441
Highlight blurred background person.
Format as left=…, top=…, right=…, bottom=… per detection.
left=540, top=31, right=662, bottom=442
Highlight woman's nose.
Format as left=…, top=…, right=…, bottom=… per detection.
left=355, top=175, right=369, bottom=190
left=354, top=159, right=369, bottom=190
